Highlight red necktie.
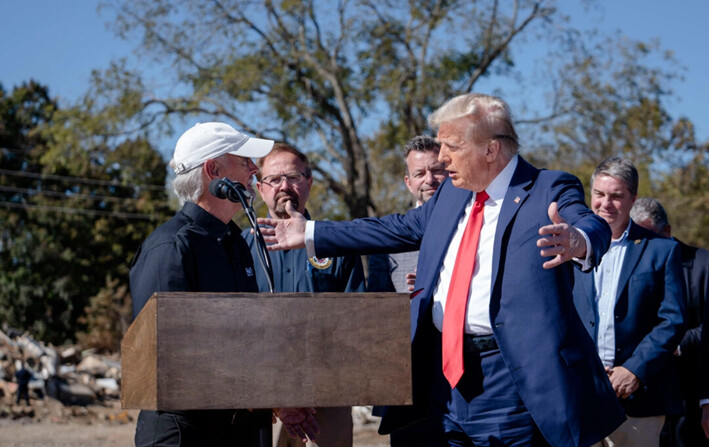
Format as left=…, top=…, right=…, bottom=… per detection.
left=442, top=190, right=489, bottom=388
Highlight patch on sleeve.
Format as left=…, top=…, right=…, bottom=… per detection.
left=308, top=257, right=333, bottom=269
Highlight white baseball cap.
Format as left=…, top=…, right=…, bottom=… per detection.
left=172, top=122, right=274, bottom=175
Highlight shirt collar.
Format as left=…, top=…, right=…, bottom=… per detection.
left=483, top=154, right=518, bottom=202
left=182, top=202, right=240, bottom=238
left=611, top=220, right=632, bottom=244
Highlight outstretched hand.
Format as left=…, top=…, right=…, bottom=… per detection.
left=256, top=201, right=307, bottom=251
left=537, top=202, right=587, bottom=269
left=274, top=407, right=320, bottom=443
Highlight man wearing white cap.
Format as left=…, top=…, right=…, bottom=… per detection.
left=130, top=122, right=319, bottom=447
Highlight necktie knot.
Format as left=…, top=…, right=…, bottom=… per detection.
left=476, top=190, right=489, bottom=205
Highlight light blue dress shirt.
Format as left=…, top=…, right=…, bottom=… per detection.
left=593, top=221, right=631, bottom=368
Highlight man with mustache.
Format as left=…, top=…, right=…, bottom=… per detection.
left=243, top=142, right=365, bottom=447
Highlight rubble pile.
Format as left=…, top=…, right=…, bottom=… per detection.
left=0, top=328, right=131, bottom=424
left=0, top=328, right=380, bottom=430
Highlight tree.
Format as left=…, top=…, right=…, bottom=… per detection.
left=95, top=0, right=557, bottom=218
left=651, top=147, right=709, bottom=248
left=0, top=81, right=171, bottom=345
left=523, top=34, right=699, bottom=216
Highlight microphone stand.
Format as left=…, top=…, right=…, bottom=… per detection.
left=229, top=184, right=275, bottom=294
left=211, top=178, right=275, bottom=446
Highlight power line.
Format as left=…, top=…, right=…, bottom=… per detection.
left=0, top=185, right=142, bottom=203
left=0, top=168, right=166, bottom=191
left=0, top=200, right=161, bottom=221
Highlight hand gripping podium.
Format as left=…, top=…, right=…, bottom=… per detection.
left=121, top=292, right=412, bottom=410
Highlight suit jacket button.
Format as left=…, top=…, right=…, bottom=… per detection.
left=589, top=321, right=595, bottom=327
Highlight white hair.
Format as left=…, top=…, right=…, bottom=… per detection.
left=169, top=159, right=204, bottom=205
left=428, top=93, right=519, bottom=154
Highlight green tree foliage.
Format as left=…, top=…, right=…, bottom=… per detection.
left=0, top=81, right=171, bottom=346
left=77, top=276, right=132, bottom=352
left=95, top=0, right=557, bottom=218
left=524, top=35, right=703, bottom=233
left=528, top=36, right=694, bottom=168
left=650, top=148, right=709, bottom=247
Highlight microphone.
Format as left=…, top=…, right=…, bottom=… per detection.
left=208, top=177, right=275, bottom=293
left=209, top=177, right=252, bottom=202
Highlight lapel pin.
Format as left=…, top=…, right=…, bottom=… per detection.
left=514, top=196, right=521, bottom=204
left=634, top=239, right=641, bottom=244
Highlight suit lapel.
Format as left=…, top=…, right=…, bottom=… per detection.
left=615, top=221, right=647, bottom=301
left=491, top=158, right=536, bottom=283
left=417, top=180, right=471, bottom=309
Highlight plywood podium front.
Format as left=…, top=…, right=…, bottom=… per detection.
left=121, top=292, right=412, bottom=410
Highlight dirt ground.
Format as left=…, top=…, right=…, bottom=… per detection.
left=0, top=398, right=389, bottom=447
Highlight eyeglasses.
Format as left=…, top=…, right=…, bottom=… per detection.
left=260, top=171, right=307, bottom=187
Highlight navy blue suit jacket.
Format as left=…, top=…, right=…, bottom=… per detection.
left=573, top=221, right=686, bottom=417
left=675, top=240, right=709, bottom=403
left=701, top=279, right=709, bottom=402
left=313, top=157, right=625, bottom=447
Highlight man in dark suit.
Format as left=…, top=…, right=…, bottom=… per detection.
left=573, top=159, right=686, bottom=447
left=259, top=93, right=625, bottom=446
left=630, top=197, right=709, bottom=447
left=702, top=303, right=709, bottom=439
left=367, top=135, right=448, bottom=446
left=368, top=135, right=448, bottom=297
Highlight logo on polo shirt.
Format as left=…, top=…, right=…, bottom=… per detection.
left=245, top=267, right=254, bottom=277
left=308, top=257, right=332, bottom=270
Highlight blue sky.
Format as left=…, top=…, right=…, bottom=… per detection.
left=1, top=0, right=708, bottom=152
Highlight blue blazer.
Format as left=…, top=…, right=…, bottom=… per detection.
left=674, top=240, right=709, bottom=404
left=573, top=221, right=686, bottom=417
left=701, top=280, right=709, bottom=402
left=314, top=157, right=625, bottom=447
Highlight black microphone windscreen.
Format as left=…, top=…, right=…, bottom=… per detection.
left=209, top=178, right=227, bottom=199
left=231, top=181, right=252, bottom=200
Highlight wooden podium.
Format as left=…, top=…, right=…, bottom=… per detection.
left=121, top=292, right=412, bottom=410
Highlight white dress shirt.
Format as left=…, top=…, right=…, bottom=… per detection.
left=430, top=156, right=518, bottom=335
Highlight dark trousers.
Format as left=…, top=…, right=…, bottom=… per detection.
left=429, top=334, right=548, bottom=447
left=134, top=409, right=271, bottom=447
left=661, top=406, right=709, bottom=447
left=390, top=419, right=429, bottom=447
left=16, top=384, right=30, bottom=405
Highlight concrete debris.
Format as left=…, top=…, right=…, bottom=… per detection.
left=352, top=405, right=381, bottom=426
left=0, top=328, right=380, bottom=429
left=76, top=355, right=109, bottom=376
left=0, top=328, right=129, bottom=424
